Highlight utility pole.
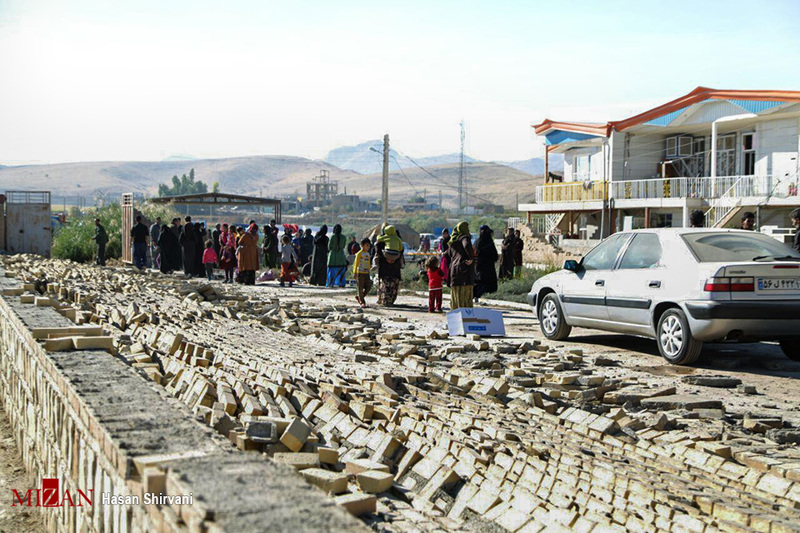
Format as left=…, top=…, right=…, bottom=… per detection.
left=382, top=134, right=389, bottom=225
left=459, top=121, right=465, bottom=214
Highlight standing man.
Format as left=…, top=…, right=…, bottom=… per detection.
left=741, top=212, right=756, bottom=231
left=689, top=210, right=705, bottom=228
left=92, top=218, right=108, bottom=266
left=212, top=223, right=222, bottom=262
left=149, top=216, right=162, bottom=269
left=791, top=209, right=800, bottom=253
left=130, top=215, right=149, bottom=270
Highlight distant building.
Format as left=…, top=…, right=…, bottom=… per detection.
left=402, top=201, right=441, bottom=213
left=521, top=87, right=800, bottom=237
left=306, top=170, right=338, bottom=206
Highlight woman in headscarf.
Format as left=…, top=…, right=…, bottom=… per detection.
left=300, top=228, right=314, bottom=267
left=474, top=225, right=499, bottom=301
left=499, top=227, right=516, bottom=280
left=448, top=221, right=475, bottom=309
left=376, top=225, right=404, bottom=306
left=514, top=229, right=524, bottom=278
left=194, top=222, right=205, bottom=277
left=310, top=225, right=329, bottom=286
left=236, top=223, right=260, bottom=285
left=438, top=228, right=451, bottom=287
left=326, top=224, right=348, bottom=287
left=179, top=219, right=197, bottom=276
left=157, top=224, right=181, bottom=274
left=262, top=223, right=279, bottom=271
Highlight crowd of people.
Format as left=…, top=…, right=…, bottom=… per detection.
left=93, top=215, right=531, bottom=311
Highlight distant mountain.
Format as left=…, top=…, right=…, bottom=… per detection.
left=162, top=154, right=198, bottom=162
left=0, top=156, right=358, bottom=198
left=497, top=154, right=564, bottom=175
left=325, top=140, right=477, bottom=175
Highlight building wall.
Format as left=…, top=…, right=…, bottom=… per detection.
left=754, top=117, right=799, bottom=176
left=622, top=132, right=665, bottom=181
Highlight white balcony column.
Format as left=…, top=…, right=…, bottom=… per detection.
left=711, top=120, right=718, bottom=180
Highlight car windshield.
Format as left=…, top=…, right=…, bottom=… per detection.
left=682, top=232, right=800, bottom=262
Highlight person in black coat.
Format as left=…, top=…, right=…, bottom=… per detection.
left=194, top=222, right=207, bottom=276
left=179, top=217, right=197, bottom=276
left=212, top=223, right=222, bottom=261
left=310, top=225, right=329, bottom=286
left=157, top=225, right=181, bottom=274
left=474, top=225, right=499, bottom=300
left=499, top=227, right=516, bottom=280
left=792, top=209, right=800, bottom=253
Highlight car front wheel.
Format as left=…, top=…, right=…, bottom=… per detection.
left=656, top=308, right=702, bottom=365
left=539, top=293, right=572, bottom=341
left=779, top=338, right=800, bottom=362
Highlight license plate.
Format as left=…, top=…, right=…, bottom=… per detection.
left=758, top=277, right=800, bottom=290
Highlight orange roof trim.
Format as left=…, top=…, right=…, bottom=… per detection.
left=532, top=119, right=609, bottom=137
left=534, top=87, right=800, bottom=138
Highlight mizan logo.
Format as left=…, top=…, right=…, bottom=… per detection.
left=12, top=478, right=93, bottom=507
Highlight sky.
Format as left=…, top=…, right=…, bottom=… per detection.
left=1, top=0, right=799, bottom=165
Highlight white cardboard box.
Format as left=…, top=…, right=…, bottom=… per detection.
left=446, top=308, right=506, bottom=337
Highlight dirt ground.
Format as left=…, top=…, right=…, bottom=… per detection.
left=0, top=404, right=44, bottom=533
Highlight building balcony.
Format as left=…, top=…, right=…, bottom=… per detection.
left=535, top=180, right=608, bottom=204
left=532, top=174, right=799, bottom=205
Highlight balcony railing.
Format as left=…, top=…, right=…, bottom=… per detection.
left=535, top=181, right=608, bottom=203
left=534, top=175, right=799, bottom=204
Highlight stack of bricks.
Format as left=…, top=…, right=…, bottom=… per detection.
left=3, top=254, right=800, bottom=532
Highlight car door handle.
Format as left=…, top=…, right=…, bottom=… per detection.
left=649, top=280, right=661, bottom=288
left=595, top=280, right=605, bottom=287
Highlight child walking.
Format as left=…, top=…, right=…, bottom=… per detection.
left=426, top=256, right=444, bottom=312
left=202, top=240, right=218, bottom=281
left=279, top=234, right=299, bottom=287
left=219, top=243, right=236, bottom=283
left=352, top=238, right=373, bottom=307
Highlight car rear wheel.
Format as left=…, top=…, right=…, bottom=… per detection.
left=779, top=338, right=800, bottom=362
left=656, top=308, right=702, bottom=365
left=539, top=293, right=571, bottom=341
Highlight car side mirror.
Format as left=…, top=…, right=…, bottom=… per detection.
left=564, top=259, right=581, bottom=272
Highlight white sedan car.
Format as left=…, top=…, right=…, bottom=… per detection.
left=527, top=228, right=800, bottom=365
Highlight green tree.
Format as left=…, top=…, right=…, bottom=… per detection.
left=157, top=168, right=209, bottom=196
left=212, top=181, right=220, bottom=193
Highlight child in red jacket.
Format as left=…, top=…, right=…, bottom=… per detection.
left=202, top=240, right=218, bottom=280
left=426, top=256, right=444, bottom=312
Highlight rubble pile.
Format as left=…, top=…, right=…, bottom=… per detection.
left=4, top=254, right=800, bottom=532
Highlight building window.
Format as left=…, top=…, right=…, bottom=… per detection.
left=650, top=213, right=673, bottom=228
left=574, top=154, right=591, bottom=181
left=716, top=134, right=736, bottom=177
left=742, top=132, right=756, bottom=176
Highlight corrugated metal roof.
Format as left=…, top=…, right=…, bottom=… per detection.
left=644, top=107, right=688, bottom=127
left=545, top=130, right=603, bottom=146
left=727, top=99, right=786, bottom=114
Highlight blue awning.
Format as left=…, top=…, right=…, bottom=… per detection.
left=545, top=130, right=603, bottom=146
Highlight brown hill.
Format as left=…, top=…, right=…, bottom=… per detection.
left=340, top=161, right=543, bottom=210
left=0, top=156, right=542, bottom=210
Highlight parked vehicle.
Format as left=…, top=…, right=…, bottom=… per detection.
left=526, top=229, right=800, bottom=365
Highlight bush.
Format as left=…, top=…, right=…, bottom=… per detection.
left=490, top=266, right=560, bottom=303
left=52, top=203, right=178, bottom=263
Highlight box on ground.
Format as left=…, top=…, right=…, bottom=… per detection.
left=446, top=308, right=505, bottom=337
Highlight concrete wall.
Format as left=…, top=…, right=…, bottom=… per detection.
left=622, top=132, right=665, bottom=181
left=0, top=273, right=362, bottom=533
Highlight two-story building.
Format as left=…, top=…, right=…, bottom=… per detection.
left=520, top=87, right=800, bottom=240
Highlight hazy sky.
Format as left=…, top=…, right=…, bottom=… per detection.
left=1, top=0, right=799, bottom=165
